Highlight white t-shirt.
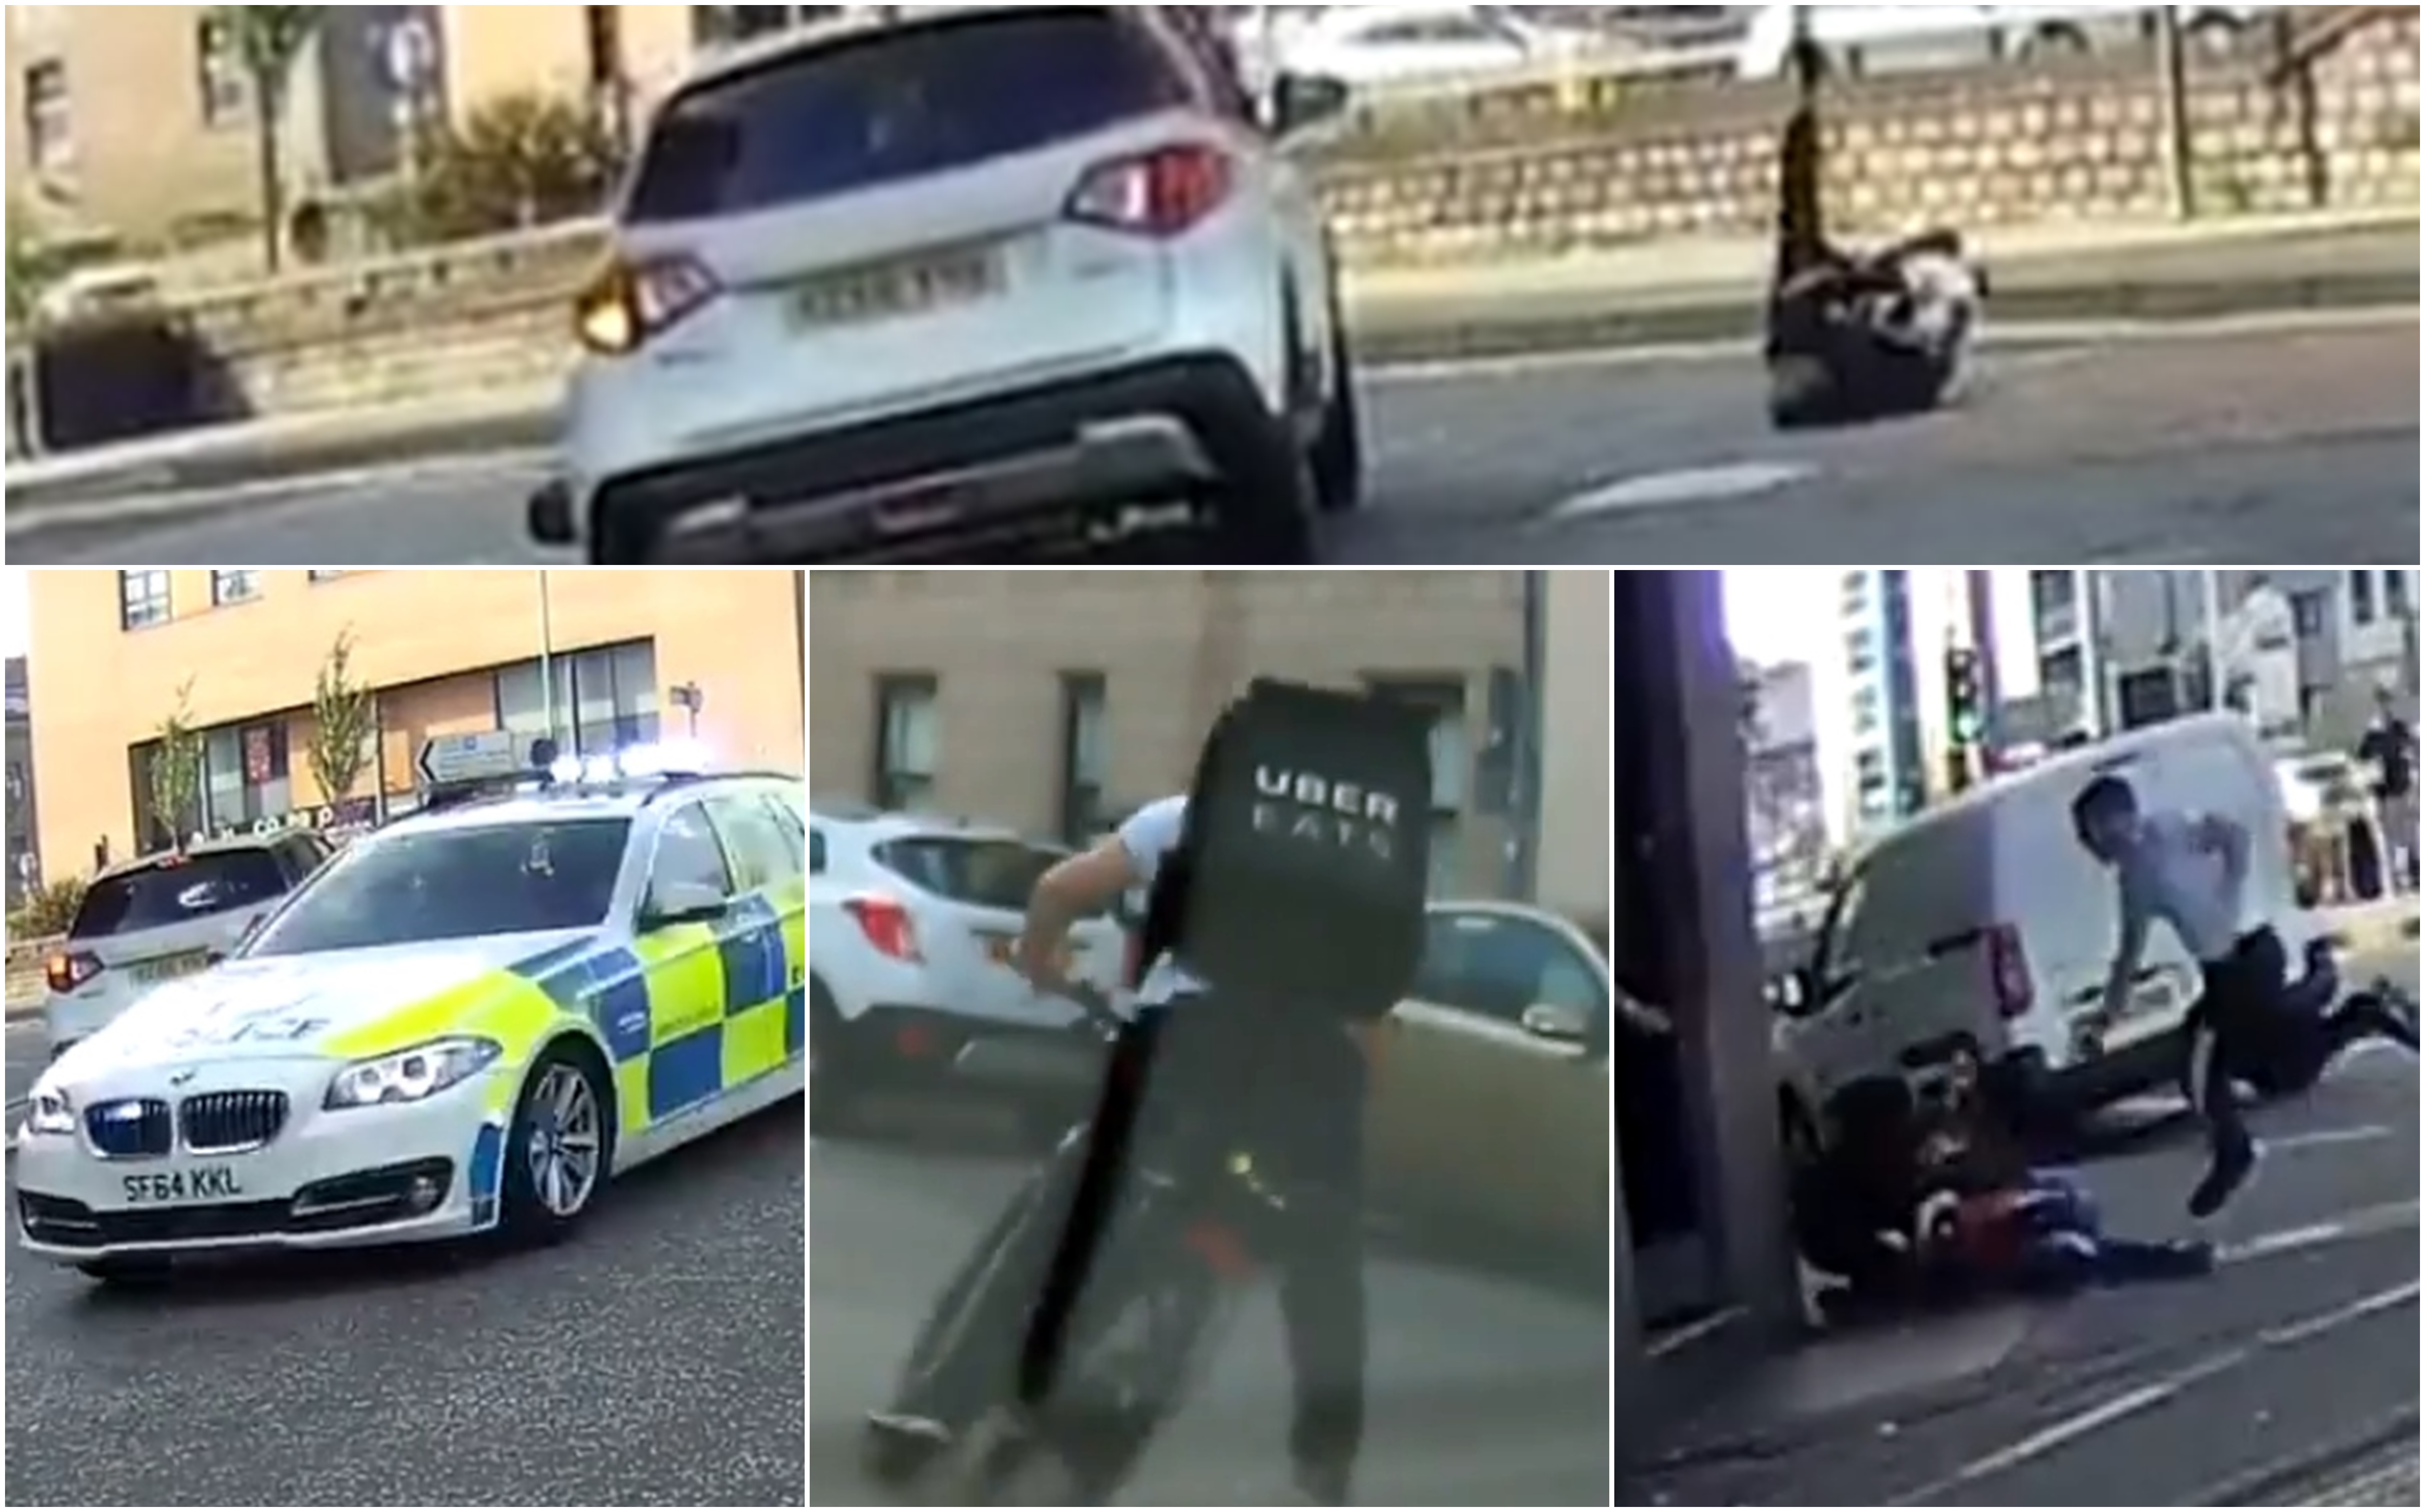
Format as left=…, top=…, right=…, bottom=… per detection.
left=2117, top=812, right=2248, bottom=966
left=1118, top=795, right=1205, bottom=1008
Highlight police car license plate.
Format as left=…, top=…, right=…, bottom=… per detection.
left=122, top=1166, right=242, bottom=1206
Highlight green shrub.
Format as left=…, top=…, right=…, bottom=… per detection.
left=401, top=92, right=625, bottom=244
left=9, top=875, right=87, bottom=941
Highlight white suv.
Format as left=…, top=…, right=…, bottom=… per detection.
left=535, top=5, right=1365, bottom=566
left=39, top=834, right=332, bottom=1061
left=807, top=807, right=1129, bottom=1133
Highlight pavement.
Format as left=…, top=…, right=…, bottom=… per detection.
left=1, top=1090, right=806, bottom=1506
left=1631, top=950, right=2422, bottom=1507
left=7, top=310, right=2417, bottom=568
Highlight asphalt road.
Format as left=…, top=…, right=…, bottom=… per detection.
left=1645, top=953, right=2423, bottom=1507
left=3, top=1093, right=805, bottom=1507
left=10, top=316, right=2415, bottom=568
left=809, top=1128, right=1612, bottom=1506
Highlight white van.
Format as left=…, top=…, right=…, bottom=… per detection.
left=1735, top=5, right=2265, bottom=81
left=1774, top=713, right=2326, bottom=1142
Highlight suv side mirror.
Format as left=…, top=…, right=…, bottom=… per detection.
left=642, top=879, right=728, bottom=932
left=1270, top=71, right=1353, bottom=138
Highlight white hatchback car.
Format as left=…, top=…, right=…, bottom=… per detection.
left=536, top=4, right=1366, bottom=566
left=40, top=834, right=332, bottom=1062
left=807, top=807, right=1128, bottom=1132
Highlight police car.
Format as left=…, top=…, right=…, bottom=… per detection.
left=14, top=750, right=806, bottom=1284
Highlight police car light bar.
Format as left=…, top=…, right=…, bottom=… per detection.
left=549, top=739, right=714, bottom=788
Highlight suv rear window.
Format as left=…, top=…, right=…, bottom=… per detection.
left=876, top=837, right=1066, bottom=914
left=71, top=850, right=291, bottom=938
left=627, top=8, right=1192, bottom=223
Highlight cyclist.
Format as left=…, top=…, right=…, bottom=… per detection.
left=2072, top=775, right=2419, bottom=1221
left=867, top=793, right=1379, bottom=1506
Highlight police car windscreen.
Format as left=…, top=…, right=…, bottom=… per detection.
left=72, top=850, right=291, bottom=938
left=245, top=820, right=632, bottom=958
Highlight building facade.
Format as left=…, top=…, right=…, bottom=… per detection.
left=5, top=656, right=38, bottom=908
left=808, top=571, right=1610, bottom=911
left=25, top=568, right=804, bottom=880
left=1743, top=660, right=1825, bottom=904
left=1824, top=570, right=1930, bottom=842
left=2029, top=570, right=2420, bottom=751
left=6, top=4, right=866, bottom=247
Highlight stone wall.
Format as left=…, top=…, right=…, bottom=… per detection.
left=113, top=9, right=2425, bottom=424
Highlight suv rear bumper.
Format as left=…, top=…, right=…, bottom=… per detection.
left=546, top=354, right=1292, bottom=564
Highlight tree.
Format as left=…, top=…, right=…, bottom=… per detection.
left=402, top=91, right=624, bottom=243
left=307, top=629, right=376, bottom=811
left=149, top=680, right=208, bottom=853
left=212, top=5, right=325, bottom=274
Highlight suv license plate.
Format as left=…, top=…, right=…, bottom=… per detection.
left=123, top=1166, right=243, bottom=1206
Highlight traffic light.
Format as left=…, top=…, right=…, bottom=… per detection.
left=1945, top=648, right=1989, bottom=749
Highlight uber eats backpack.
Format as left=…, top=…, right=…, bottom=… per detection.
left=1139, top=679, right=1434, bottom=1021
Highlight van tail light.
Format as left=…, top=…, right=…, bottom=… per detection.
left=575, top=254, right=723, bottom=356
left=844, top=895, right=923, bottom=964
left=1986, top=924, right=2034, bottom=1020
left=1066, top=144, right=1236, bottom=237
left=45, top=951, right=103, bottom=995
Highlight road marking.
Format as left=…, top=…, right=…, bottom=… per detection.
left=1545, top=461, right=1820, bottom=523
left=2262, top=1123, right=2396, bottom=1154
left=5, top=449, right=556, bottom=538
left=2222, top=1199, right=2419, bottom=1267
left=1886, top=1279, right=2421, bottom=1505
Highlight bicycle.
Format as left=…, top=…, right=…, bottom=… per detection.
left=871, top=983, right=1321, bottom=1506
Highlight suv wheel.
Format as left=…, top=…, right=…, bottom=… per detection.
left=1310, top=316, right=1365, bottom=516
left=1207, top=442, right=1318, bottom=565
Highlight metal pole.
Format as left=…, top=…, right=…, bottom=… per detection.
left=1510, top=570, right=1547, bottom=903
left=2078, top=570, right=2110, bottom=739
left=2202, top=571, right=2229, bottom=712
left=537, top=570, right=558, bottom=746
left=2158, top=6, right=2197, bottom=221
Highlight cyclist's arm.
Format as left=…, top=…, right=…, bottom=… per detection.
left=1019, top=836, right=1144, bottom=988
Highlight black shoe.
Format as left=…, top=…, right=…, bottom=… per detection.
left=2373, top=982, right=2421, bottom=1056
left=2189, top=1138, right=2263, bottom=1222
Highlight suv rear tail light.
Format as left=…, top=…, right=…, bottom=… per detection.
left=1986, top=924, right=2033, bottom=1020
left=575, top=254, right=723, bottom=356
left=844, top=895, right=923, bottom=964
left=1066, top=143, right=1235, bottom=237
left=45, top=951, right=102, bottom=995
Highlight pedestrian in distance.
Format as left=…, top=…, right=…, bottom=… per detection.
left=2355, top=686, right=2419, bottom=896
left=2071, top=775, right=2420, bottom=1222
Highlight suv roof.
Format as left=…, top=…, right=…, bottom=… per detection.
left=675, top=3, right=1165, bottom=94
left=95, top=831, right=309, bottom=884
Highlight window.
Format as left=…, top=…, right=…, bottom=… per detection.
left=70, top=849, right=292, bottom=939
left=877, top=836, right=1071, bottom=914
left=634, top=7, right=1188, bottom=223
left=119, top=571, right=171, bottom=631
left=24, top=60, right=71, bottom=171
left=2350, top=571, right=2380, bottom=628
left=808, top=827, right=829, bottom=876
left=248, top=820, right=632, bottom=956
left=648, top=802, right=739, bottom=914
left=494, top=641, right=660, bottom=757
left=1412, top=909, right=1603, bottom=1029
left=873, top=676, right=939, bottom=812
left=5, top=762, right=25, bottom=806
left=704, top=793, right=797, bottom=894
left=1368, top=678, right=1469, bottom=895
left=2391, top=573, right=2416, bottom=620
left=200, top=721, right=292, bottom=835
left=1854, top=748, right=1889, bottom=792
left=1850, top=686, right=1883, bottom=736
left=2291, top=591, right=2330, bottom=639
left=196, top=16, right=248, bottom=127
left=1845, top=631, right=1880, bottom=677
left=1058, top=673, right=1108, bottom=846
left=211, top=570, right=261, bottom=607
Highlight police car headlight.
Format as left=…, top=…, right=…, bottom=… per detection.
left=23, top=1090, right=76, bottom=1138
left=324, top=1038, right=502, bottom=1110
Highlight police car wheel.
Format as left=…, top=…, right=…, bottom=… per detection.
left=78, top=1256, right=173, bottom=1288
left=500, top=1045, right=615, bottom=1244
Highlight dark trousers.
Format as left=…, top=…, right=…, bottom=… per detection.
left=903, top=999, right=1370, bottom=1473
